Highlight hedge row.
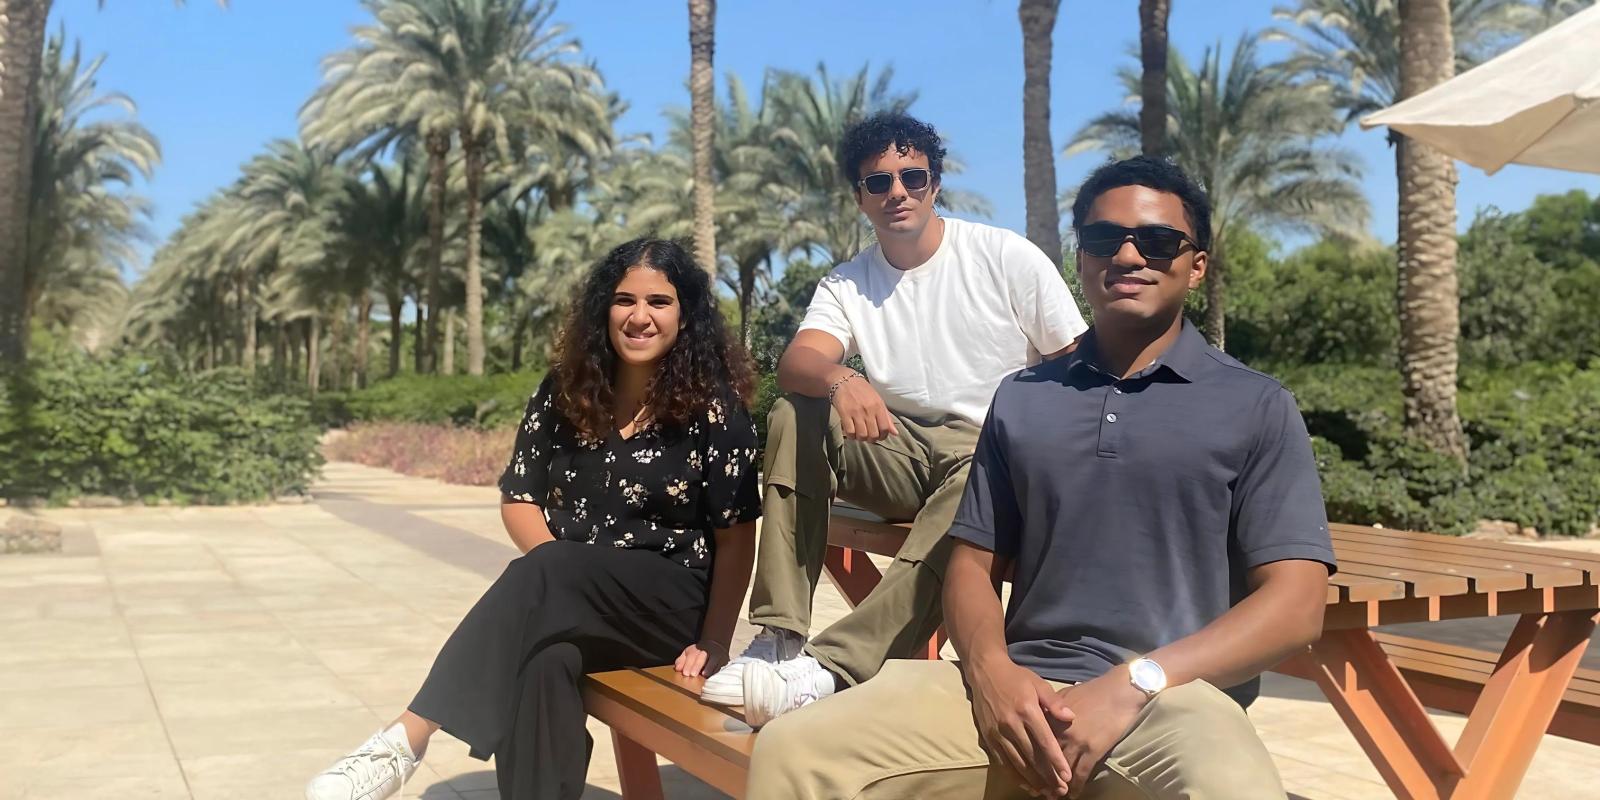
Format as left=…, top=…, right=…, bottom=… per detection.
left=1, top=353, right=322, bottom=504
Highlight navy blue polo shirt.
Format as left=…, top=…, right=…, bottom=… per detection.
left=949, top=320, right=1336, bottom=707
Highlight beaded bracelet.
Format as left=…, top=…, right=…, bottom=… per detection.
left=827, top=371, right=864, bottom=403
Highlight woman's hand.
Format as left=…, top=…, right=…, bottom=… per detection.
left=674, top=640, right=731, bottom=678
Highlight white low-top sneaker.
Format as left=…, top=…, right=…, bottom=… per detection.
left=742, top=655, right=837, bottom=728
left=306, top=726, right=418, bottom=800
left=699, top=627, right=801, bottom=706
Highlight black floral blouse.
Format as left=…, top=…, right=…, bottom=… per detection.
left=497, top=376, right=761, bottom=570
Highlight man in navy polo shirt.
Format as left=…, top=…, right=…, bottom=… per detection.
left=746, top=156, right=1337, bottom=800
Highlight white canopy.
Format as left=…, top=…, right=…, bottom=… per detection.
left=1361, top=5, right=1600, bottom=175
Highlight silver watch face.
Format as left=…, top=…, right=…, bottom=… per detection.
left=1130, top=658, right=1167, bottom=693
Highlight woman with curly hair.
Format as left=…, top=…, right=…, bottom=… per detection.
left=307, top=238, right=761, bottom=800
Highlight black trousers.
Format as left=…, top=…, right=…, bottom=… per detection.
left=410, top=540, right=709, bottom=800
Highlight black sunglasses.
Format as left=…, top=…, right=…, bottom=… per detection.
left=1078, top=222, right=1200, bottom=260
left=857, top=168, right=932, bottom=195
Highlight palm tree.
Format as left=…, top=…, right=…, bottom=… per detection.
left=24, top=33, right=158, bottom=356
left=1271, top=0, right=1579, bottom=460
left=1139, top=0, right=1172, bottom=156
left=1019, top=0, right=1063, bottom=262
left=1067, top=33, right=1369, bottom=350
left=1395, top=0, right=1468, bottom=461
left=303, top=0, right=606, bottom=377
left=688, top=0, right=717, bottom=277
left=1, top=0, right=219, bottom=366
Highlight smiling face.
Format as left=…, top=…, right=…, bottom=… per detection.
left=853, top=145, right=941, bottom=241
left=1076, top=184, right=1207, bottom=325
left=607, top=265, right=681, bottom=367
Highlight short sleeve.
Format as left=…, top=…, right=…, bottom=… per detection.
left=498, top=376, right=557, bottom=504
left=700, top=397, right=761, bottom=529
left=796, top=273, right=855, bottom=358
left=1231, top=386, right=1337, bottom=574
left=948, top=393, right=1022, bottom=556
left=1004, top=233, right=1087, bottom=355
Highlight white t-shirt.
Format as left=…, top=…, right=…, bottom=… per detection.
left=798, top=216, right=1088, bottom=426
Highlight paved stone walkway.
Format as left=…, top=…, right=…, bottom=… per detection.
left=1, top=461, right=1596, bottom=799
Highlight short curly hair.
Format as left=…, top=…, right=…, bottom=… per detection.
left=551, top=238, right=756, bottom=442
left=837, top=112, right=947, bottom=187
left=1070, top=156, right=1213, bottom=252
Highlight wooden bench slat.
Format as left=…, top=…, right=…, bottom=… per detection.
left=1332, top=542, right=1533, bottom=593
left=1333, top=527, right=1589, bottom=588
left=1331, top=524, right=1600, bottom=580
left=584, top=668, right=755, bottom=765
left=1336, top=560, right=1471, bottom=598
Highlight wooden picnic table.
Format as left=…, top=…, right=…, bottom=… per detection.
left=585, top=516, right=1600, bottom=800
left=823, top=514, right=1600, bottom=800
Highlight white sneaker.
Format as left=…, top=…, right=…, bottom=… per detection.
left=742, top=655, right=837, bottom=728
left=699, top=627, right=802, bottom=706
left=306, top=726, right=419, bottom=800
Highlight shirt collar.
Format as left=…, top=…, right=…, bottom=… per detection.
left=1066, top=319, right=1211, bottom=382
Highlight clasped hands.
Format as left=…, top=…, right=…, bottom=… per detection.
left=968, top=659, right=1149, bottom=798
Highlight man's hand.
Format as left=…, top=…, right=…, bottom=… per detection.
left=831, top=373, right=898, bottom=442
left=674, top=640, right=730, bottom=678
left=1055, top=666, right=1148, bottom=796
left=967, top=657, right=1075, bottom=798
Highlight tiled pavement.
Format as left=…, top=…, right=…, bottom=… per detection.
left=2, top=460, right=1597, bottom=799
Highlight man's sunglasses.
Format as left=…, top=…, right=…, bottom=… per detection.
left=857, top=168, right=933, bottom=195
left=1078, top=222, right=1200, bottom=260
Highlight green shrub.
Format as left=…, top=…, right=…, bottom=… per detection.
left=342, top=372, right=543, bottom=429
left=1278, top=363, right=1600, bottom=535
left=0, top=353, right=322, bottom=504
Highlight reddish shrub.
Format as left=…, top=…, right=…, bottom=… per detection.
left=325, top=422, right=516, bottom=487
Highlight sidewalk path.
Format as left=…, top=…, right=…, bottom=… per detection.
left=0, top=461, right=1594, bottom=799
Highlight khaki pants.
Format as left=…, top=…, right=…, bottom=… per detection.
left=749, top=395, right=980, bottom=685
left=746, top=660, right=1286, bottom=800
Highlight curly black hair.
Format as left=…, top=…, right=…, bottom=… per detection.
left=1070, top=156, right=1213, bottom=252
left=551, top=238, right=757, bottom=441
left=837, top=111, right=947, bottom=187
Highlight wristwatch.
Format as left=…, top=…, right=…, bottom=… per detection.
left=1127, top=657, right=1168, bottom=700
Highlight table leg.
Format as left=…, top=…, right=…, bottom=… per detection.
left=823, top=544, right=884, bottom=608
left=1448, top=610, right=1598, bottom=800
left=1308, top=629, right=1464, bottom=800
left=612, top=729, right=665, bottom=800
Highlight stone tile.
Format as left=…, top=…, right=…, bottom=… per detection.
left=0, top=684, right=160, bottom=729
left=313, top=645, right=440, bottom=676
left=131, top=628, right=308, bottom=659
left=123, top=611, right=282, bottom=635
left=0, top=720, right=171, bottom=766
left=0, top=656, right=146, bottom=690
left=164, top=705, right=384, bottom=761
left=150, top=673, right=367, bottom=720
left=0, top=767, right=191, bottom=800
left=181, top=748, right=345, bottom=800
left=139, top=651, right=332, bottom=684
left=340, top=669, right=430, bottom=710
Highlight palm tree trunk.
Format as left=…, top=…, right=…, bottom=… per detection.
left=1019, top=0, right=1063, bottom=263
left=413, top=300, right=425, bottom=374
left=1138, top=0, right=1171, bottom=156
left=509, top=296, right=527, bottom=371
left=441, top=307, right=455, bottom=376
left=423, top=130, right=450, bottom=374
left=329, top=305, right=346, bottom=392
left=738, top=254, right=757, bottom=348
left=290, top=321, right=302, bottom=380
left=356, top=294, right=372, bottom=389
left=307, top=316, right=321, bottom=397
left=1203, top=239, right=1226, bottom=350
left=274, top=323, right=288, bottom=381
left=463, top=139, right=486, bottom=376
left=386, top=292, right=403, bottom=379
left=688, top=0, right=718, bottom=277
left=239, top=277, right=257, bottom=374
left=1397, top=0, right=1467, bottom=463
left=0, top=0, right=48, bottom=366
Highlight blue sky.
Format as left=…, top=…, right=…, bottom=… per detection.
left=49, top=0, right=1600, bottom=277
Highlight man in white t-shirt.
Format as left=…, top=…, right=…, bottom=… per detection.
left=699, top=112, right=1087, bottom=725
